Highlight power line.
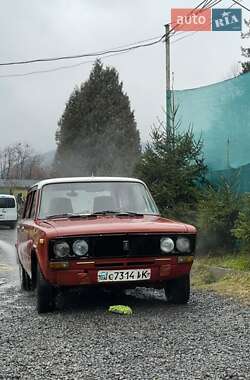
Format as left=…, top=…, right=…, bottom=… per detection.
left=172, top=31, right=199, bottom=44
left=0, top=0, right=223, bottom=78
left=232, top=0, right=250, bottom=11
left=0, top=35, right=165, bottom=67
left=0, top=51, right=133, bottom=78
left=0, top=32, right=189, bottom=79
left=0, top=0, right=216, bottom=68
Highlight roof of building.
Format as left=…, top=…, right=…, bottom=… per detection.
left=0, top=179, right=38, bottom=188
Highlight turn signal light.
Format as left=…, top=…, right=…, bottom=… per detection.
left=177, top=256, right=194, bottom=264
left=49, top=261, right=69, bottom=270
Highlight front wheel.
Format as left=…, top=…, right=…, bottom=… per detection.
left=36, top=263, right=55, bottom=314
left=164, top=274, right=190, bottom=304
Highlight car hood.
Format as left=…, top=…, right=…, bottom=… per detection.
left=37, top=215, right=196, bottom=237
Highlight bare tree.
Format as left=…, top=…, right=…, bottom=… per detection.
left=0, top=145, right=17, bottom=179
left=14, top=143, right=32, bottom=179
left=0, top=142, right=48, bottom=180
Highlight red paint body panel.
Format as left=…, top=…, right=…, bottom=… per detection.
left=36, top=215, right=196, bottom=236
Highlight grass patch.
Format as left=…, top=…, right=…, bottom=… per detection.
left=191, top=263, right=217, bottom=287
left=196, top=252, right=250, bottom=271
left=191, top=259, right=250, bottom=304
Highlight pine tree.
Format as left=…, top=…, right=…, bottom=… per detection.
left=241, top=19, right=250, bottom=74
left=54, top=60, right=141, bottom=176
left=135, top=99, right=206, bottom=219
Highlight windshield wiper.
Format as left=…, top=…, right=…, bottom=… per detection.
left=92, top=210, right=143, bottom=217
left=47, top=213, right=96, bottom=220
left=46, top=213, right=73, bottom=219
left=46, top=211, right=144, bottom=219
left=92, top=210, right=120, bottom=215
left=116, top=211, right=143, bottom=217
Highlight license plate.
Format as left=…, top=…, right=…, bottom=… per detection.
left=97, top=269, right=151, bottom=283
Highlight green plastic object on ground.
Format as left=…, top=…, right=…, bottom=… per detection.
left=108, top=305, right=133, bottom=315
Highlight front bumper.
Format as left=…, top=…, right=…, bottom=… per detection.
left=44, top=256, right=193, bottom=287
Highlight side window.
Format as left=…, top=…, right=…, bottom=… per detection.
left=23, top=193, right=33, bottom=219
left=29, top=192, right=37, bottom=219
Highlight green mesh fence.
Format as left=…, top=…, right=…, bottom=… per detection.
left=175, top=72, right=250, bottom=192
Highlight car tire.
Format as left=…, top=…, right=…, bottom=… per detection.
left=164, top=274, right=190, bottom=304
left=37, top=262, right=55, bottom=314
left=19, top=261, right=32, bottom=291
left=9, top=222, right=16, bottom=230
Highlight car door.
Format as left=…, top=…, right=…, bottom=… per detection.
left=17, top=190, right=37, bottom=275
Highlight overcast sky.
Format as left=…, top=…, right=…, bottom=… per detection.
left=0, top=0, right=247, bottom=153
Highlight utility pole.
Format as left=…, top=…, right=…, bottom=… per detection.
left=165, top=24, right=171, bottom=131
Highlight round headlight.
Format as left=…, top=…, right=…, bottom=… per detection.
left=53, top=241, right=70, bottom=259
left=72, top=239, right=89, bottom=257
left=160, top=238, right=175, bottom=254
left=176, top=237, right=191, bottom=253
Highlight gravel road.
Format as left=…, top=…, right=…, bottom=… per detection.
left=0, top=228, right=249, bottom=380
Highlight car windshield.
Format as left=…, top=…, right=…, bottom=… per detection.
left=0, top=197, right=15, bottom=209
left=38, top=181, right=159, bottom=219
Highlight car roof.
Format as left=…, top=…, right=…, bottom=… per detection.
left=30, top=177, right=145, bottom=191
left=0, top=194, right=16, bottom=199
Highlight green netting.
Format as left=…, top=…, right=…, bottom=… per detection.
left=175, top=72, right=250, bottom=171
left=174, top=72, right=250, bottom=192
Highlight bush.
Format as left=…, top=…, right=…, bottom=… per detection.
left=135, top=104, right=207, bottom=217
left=196, top=183, right=241, bottom=253
left=161, top=202, right=198, bottom=226
left=232, top=195, right=250, bottom=250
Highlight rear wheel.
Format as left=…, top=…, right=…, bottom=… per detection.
left=164, top=274, right=190, bottom=304
left=19, top=261, right=32, bottom=291
left=37, top=263, right=55, bottom=314
left=9, top=222, right=16, bottom=230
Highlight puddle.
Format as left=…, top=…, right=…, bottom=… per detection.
left=0, top=239, right=16, bottom=255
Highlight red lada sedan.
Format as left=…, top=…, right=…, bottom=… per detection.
left=16, top=177, right=196, bottom=313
